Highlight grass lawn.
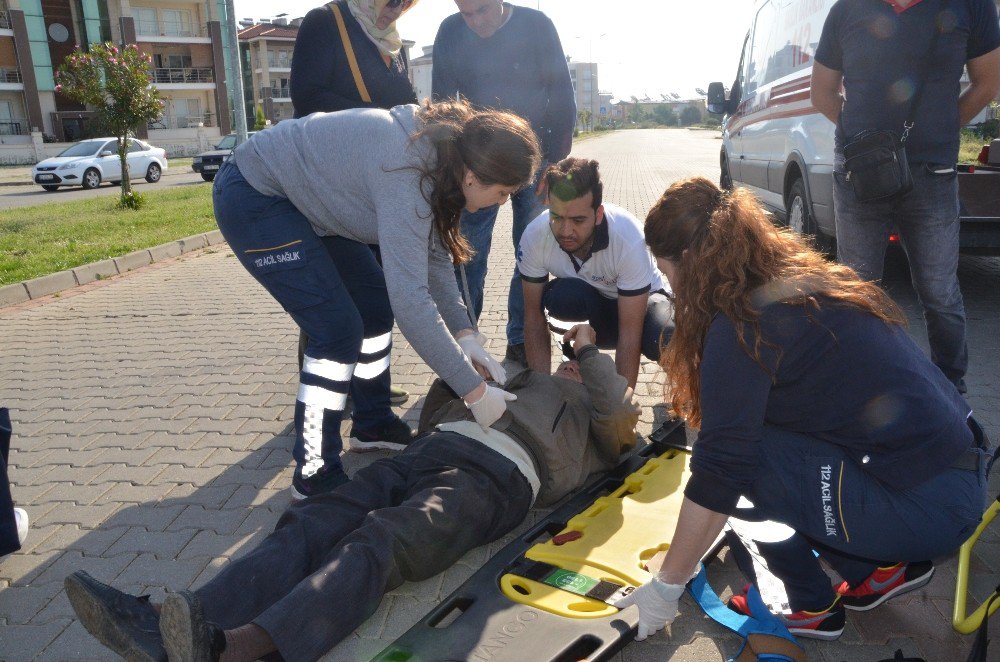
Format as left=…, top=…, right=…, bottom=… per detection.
left=959, top=131, right=988, bottom=164
left=0, top=185, right=217, bottom=285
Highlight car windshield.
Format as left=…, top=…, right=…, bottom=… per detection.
left=57, top=141, right=107, bottom=157
left=215, top=135, right=237, bottom=150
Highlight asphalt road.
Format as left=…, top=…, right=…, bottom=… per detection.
left=0, top=168, right=209, bottom=210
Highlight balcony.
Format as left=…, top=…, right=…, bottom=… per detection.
left=260, top=85, right=290, bottom=99
left=0, top=67, right=21, bottom=84
left=148, top=112, right=216, bottom=130
left=136, top=19, right=207, bottom=39
left=0, top=117, right=27, bottom=135
left=150, top=67, right=214, bottom=84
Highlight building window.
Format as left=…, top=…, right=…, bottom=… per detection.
left=135, top=7, right=158, bottom=35
left=162, top=9, right=193, bottom=37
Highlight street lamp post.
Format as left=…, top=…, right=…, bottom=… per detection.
left=223, top=0, right=248, bottom=143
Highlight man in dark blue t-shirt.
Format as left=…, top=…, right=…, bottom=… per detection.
left=433, top=0, right=576, bottom=365
left=811, top=0, right=1000, bottom=393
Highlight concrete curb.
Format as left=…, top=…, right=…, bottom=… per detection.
left=0, top=229, right=226, bottom=307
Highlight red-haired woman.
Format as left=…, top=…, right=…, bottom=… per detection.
left=616, top=177, right=989, bottom=642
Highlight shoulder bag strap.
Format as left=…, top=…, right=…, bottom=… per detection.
left=327, top=2, right=373, bottom=103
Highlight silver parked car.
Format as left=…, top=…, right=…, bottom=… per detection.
left=32, top=138, right=169, bottom=192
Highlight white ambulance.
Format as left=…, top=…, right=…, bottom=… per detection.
left=707, top=0, right=838, bottom=247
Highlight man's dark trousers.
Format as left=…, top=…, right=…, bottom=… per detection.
left=835, top=160, right=968, bottom=392
left=541, top=277, right=674, bottom=361
left=193, top=432, right=533, bottom=661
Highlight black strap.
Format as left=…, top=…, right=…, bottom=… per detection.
left=837, top=0, right=948, bottom=142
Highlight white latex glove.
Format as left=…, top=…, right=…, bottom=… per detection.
left=613, top=578, right=685, bottom=641
left=465, top=383, right=517, bottom=429
left=457, top=332, right=507, bottom=384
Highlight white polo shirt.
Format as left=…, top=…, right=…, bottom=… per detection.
left=516, top=203, right=666, bottom=298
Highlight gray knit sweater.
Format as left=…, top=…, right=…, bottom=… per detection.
left=233, top=105, right=481, bottom=396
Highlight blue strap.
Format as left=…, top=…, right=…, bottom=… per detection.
left=688, top=564, right=800, bottom=662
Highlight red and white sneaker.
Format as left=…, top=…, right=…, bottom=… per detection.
left=835, top=561, right=934, bottom=611
left=728, top=585, right=845, bottom=640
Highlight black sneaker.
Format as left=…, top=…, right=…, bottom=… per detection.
left=65, top=571, right=167, bottom=662
left=349, top=416, right=414, bottom=452
left=290, top=466, right=350, bottom=501
left=505, top=343, right=527, bottom=366
left=159, top=590, right=226, bottom=662
left=835, top=561, right=935, bottom=611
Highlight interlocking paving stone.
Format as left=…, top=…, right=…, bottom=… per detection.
left=0, top=129, right=995, bottom=660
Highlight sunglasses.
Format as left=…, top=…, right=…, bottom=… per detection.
left=386, top=0, right=414, bottom=9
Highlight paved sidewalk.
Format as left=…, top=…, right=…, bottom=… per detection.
left=0, top=129, right=997, bottom=661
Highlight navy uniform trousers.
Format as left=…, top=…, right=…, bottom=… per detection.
left=213, top=162, right=395, bottom=478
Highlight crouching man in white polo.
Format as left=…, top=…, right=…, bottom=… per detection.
left=518, top=157, right=673, bottom=388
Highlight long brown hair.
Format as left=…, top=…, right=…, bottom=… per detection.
left=413, top=99, right=540, bottom=264
left=644, top=177, right=905, bottom=428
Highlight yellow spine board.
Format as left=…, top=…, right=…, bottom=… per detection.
left=500, top=450, right=692, bottom=618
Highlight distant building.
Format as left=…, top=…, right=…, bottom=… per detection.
left=567, top=59, right=598, bottom=130
left=409, top=44, right=432, bottom=104
left=238, top=20, right=299, bottom=128
left=0, top=0, right=239, bottom=162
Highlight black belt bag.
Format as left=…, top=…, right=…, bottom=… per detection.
left=843, top=130, right=913, bottom=202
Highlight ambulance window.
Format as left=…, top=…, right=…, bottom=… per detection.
left=746, top=0, right=776, bottom=95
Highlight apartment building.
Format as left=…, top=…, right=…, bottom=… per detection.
left=567, top=60, right=599, bottom=130
left=0, top=0, right=236, bottom=163
left=238, top=19, right=297, bottom=126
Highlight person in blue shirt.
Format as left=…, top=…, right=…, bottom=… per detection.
left=432, top=0, right=576, bottom=364
left=811, top=0, right=1000, bottom=394
left=615, top=177, right=990, bottom=643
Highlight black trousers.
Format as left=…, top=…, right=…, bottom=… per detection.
left=195, top=432, right=533, bottom=661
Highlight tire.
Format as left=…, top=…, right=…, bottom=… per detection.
left=201, top=173, right=215, bottom=182
left=41, top=184, right=60, bottom=192
left=145, top=163, right=162, bottom=183
left=81, top=168, right=101, bottom=190
left=720, top=152, right=734, bottom=190
left=786, top=178, right=818, bottom=240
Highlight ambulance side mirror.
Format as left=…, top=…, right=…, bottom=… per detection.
left=706, top=82, right=729, bottom=115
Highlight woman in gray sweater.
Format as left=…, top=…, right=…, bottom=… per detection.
left=214, top=100, right=540, bottom=498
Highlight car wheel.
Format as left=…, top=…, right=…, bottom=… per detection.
left=786, top=178, right=832, bottom=253
left=145, top=163, right=162, bottom=183
left=201, top=173, right=215, bottom=182
left=720, top=152, right=734, bottom=190
left=41, top=184, right=60, bottom=192
left=81, top=168, right=101, bottom=190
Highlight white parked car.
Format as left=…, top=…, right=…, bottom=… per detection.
left=32, top=138, right=169, bottom=192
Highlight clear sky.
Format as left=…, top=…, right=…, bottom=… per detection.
left=232, top=0, right=756, bottom=101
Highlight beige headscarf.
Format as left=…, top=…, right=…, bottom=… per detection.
left=345, top=0, right=418, bottom=57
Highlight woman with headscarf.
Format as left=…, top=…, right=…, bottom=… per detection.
left=290, top=0, right=419, bottom=117
left=290, top=0, right=420, bottom=408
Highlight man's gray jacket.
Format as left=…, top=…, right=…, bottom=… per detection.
left=420, top=345, right=640, bottom=506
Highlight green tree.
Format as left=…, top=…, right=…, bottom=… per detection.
left=680, top=105, right=703, bottom=126
left=55, top=42, right=162, bottom=209
left=577, top=109, right=593, bottom=131
left=652, top=104, right=677, bottom=126
left=254, top=104, right=268, bottom=131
